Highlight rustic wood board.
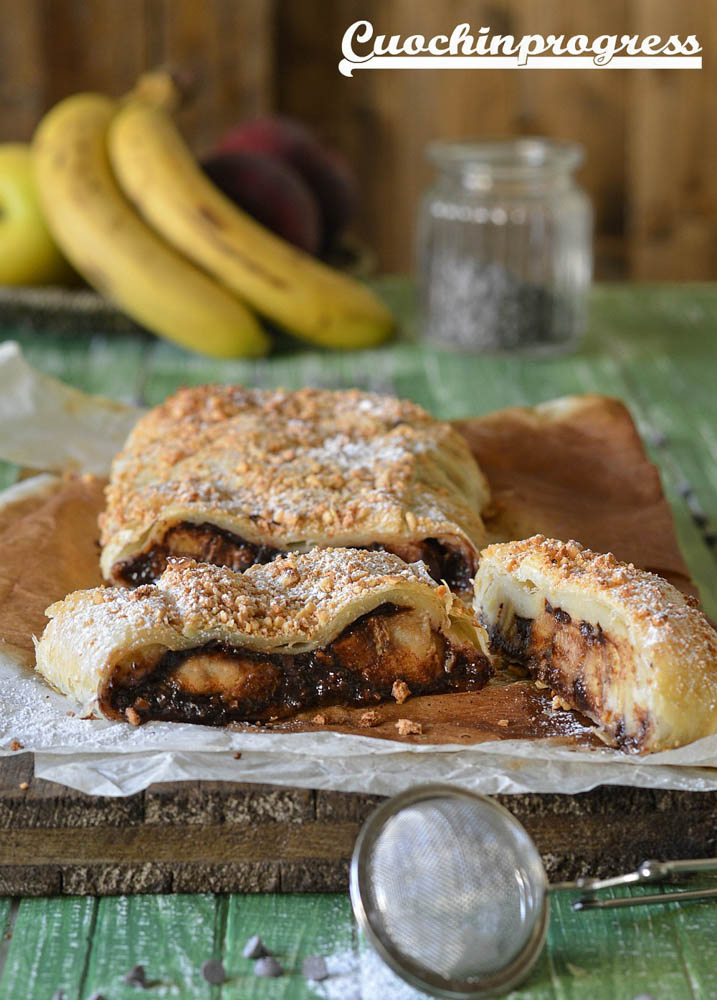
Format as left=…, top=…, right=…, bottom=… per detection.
left=0, top=392, right=713, bottom=894
left=2, top=752, right=717, bottom=896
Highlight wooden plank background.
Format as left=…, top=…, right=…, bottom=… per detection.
left=0, top=0, right=714, bottom=278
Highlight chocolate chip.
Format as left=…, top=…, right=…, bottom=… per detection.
left=302, top=955, right=329, bottom=981
left=242, top=934, right=269, bottom=959
left=254, top=956, right=284, bottom=978
left=200, top=959, right=226, bottom=985
left=123, top=964, right=147, bottom=988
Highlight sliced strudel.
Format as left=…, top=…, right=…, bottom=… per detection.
left=99, top=386, right=489, bottom=594
left=36, top=548, right=492, bottom=725
left=474, top=535, right=717, bottom=752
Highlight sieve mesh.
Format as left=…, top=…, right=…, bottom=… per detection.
left=360, top=795, right=546, bottom=986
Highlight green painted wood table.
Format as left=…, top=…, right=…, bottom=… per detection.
left=0, top=280, right=716, bottom=1000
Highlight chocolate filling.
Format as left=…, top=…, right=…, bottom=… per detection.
left=488, top=600, right=648, bottom=750
left=114, top=521, right=475, bottom=592
left=107, top=603, right=492, bottom=726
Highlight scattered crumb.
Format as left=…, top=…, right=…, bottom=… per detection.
left=497, top=719, right=509, bottom=727
left=80, top=711, right=99, bottom=720
left=321, top=710, right=348, bottom=725
left=311, top=713, right=327, bottom=725
left=18, top=782, right=29, bottom=791
left=9, top=740, right=23, bottom=751
left=65, top=711, right=75, bottom=717
left=395, top=718, right=422, bottom=736
left=566, top=962, right=588, bottom=978
left=233, top=751, right=242, bottom=759
left=358, top=710, right=380, bottom=728
left=391, top=679, right=411, bottom=704
left=125, top=707, right=141, bottom=726
left=552, top=694, right=572, bottom=712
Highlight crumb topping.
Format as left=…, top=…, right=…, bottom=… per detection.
left=162, top=548, right=437, bottom=638
left=47, top=548, right=473, bottom=649
left=482, top=534, right=717, bottom=659
left=101, top=385, right=488, bottom=560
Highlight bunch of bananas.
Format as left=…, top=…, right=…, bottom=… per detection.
left=31, top=72, right=394, bottom=358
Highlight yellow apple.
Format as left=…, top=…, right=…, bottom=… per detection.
left=0, top=143, right=74, bottom=285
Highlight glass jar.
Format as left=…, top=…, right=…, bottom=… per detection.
left=416, top=138, right=592, bottom=353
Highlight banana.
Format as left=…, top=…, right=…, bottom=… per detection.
left=32, top=94, right=269, bottom=359
left=108, top=94, right=394, bottom=350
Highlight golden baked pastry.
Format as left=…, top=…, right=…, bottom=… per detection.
left=99, top=385, right=489, bottom=594
left=474, top=535, right=717, bottom=752
left=36, top=548, right=492, bottom=725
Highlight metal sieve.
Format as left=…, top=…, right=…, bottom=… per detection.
left=350, top=784, right=717, bottom=999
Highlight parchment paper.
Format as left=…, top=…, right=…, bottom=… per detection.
left=2, top=339, right=717, bottom=798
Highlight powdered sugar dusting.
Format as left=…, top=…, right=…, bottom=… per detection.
left=47, top=547, right=446, bottom=651
left=308, top=946, right=428, bottom=1000
left=101, top=385, right=489, bottom=574
left=483, top=534, right=717, bottom=659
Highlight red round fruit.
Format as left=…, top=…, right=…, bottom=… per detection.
left=214, top=117, right=358, bottom=248
left=201, top=151, right=321, bottom=255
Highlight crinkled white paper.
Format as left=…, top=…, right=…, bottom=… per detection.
left=2, top=339, right=717, bottom=798
left=0, top=340, right=142, bottom=475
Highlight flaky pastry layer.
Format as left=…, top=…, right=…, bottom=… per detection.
left=99, top=385, right=489, bottom=586
left=36, top=548, right=490, bottom=721
left=474, top=535, right=717, bottom=752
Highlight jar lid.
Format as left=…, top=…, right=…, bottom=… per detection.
left=426, top=137, right=584, bottom=179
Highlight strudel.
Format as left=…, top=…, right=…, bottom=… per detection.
left=474, top=535, right=717, bottom=752
left=99, top=386, right=489, bottom=595
left=36, top=548, right=492, bottom=725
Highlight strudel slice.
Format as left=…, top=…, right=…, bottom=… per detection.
left=474, top=535, right=717, bottom=752
left=36, top=548, right=492, bottom=726
left=99, top=386, right=489, bottom=594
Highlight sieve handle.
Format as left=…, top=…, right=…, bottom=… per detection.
left=573, top=886, right=717, bottom=911
left=548, top=858, right=717, bottom=910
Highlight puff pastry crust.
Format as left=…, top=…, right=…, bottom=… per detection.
left=99, top=385, right=489, bottom=593
left=474, top=535, right=717, bottom=752
left=36, top=548, right=492, bottom=725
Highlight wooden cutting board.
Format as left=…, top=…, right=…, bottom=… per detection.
left=0, top=393, right=711, bottom=895
left=1, top=752, right=716, bottom=896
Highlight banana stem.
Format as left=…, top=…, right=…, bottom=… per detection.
left=123, top=68, right=192, bottom=112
